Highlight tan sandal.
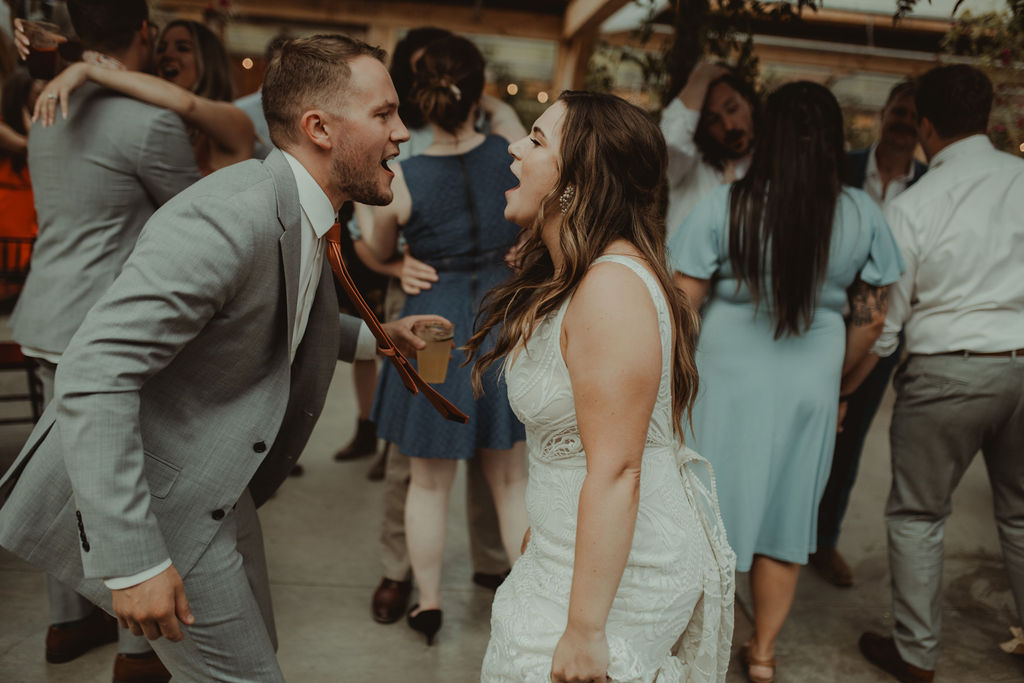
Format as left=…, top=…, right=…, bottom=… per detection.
left=739, top=643, right=777, bottom=683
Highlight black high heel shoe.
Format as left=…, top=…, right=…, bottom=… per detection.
left=407, top=604, right=443, bottom=646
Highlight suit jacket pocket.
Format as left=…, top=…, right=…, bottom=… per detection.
left=143, top=452, right=181, bottom=499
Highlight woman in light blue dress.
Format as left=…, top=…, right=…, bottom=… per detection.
left=670, top=81, right=904, bottom=683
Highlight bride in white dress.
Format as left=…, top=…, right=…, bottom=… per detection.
left=464, top=92, right=736, bottom=683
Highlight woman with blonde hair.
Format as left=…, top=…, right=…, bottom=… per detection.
left=469, top=91, right=735, bottom=683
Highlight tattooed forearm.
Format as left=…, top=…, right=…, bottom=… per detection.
left=848, top=281, right=889, bottom=327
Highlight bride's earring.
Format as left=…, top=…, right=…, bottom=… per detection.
left=559, top=185, right=575, bottom=215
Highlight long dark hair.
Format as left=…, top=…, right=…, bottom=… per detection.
left=160, top=20, right=233, bottom=102
left=412, top=36, right=485, bottom=134
left=466, top=91, right=700, bottom=436
left=728, top=80, right=845, bottom=338
left=390, top=27, right=452, bottom=129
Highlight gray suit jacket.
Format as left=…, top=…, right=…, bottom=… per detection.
left=0, top=149, right=363, bottom=603
left=11, top=82, right=201, bottom=355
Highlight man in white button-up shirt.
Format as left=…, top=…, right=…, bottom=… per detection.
left=858, top=64, right=1024, bottom=683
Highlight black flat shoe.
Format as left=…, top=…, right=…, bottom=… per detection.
left=407, top=604, right=443, bottom=646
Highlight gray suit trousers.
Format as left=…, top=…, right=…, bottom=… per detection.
left=147, top=490, right=281, bottom=682
left=886, top=353, right=1024, bottom=669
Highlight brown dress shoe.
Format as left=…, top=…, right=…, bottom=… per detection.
left=334, top=419, right=378, bottom=461
left=371, top=577, right=412, bottom=624
left=45, top=607, right=118, bottom=663
left=809, top=547, right=853, bottom=587
left=113, top=651, right=172, bottom=683
left=859, top=632, right=934, bottom=682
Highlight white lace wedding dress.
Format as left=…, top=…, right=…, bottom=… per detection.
left=481, top=256, right=736, bottom=683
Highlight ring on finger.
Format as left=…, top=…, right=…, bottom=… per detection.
left=46, top=93, right=57, bottom=99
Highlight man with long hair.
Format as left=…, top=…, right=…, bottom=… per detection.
left=858, top=64, right=1024, bottom=683
left=660, top=60, right=757, bottom=240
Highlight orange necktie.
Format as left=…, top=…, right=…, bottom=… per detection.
left=324, top=223, right=469, bottom=424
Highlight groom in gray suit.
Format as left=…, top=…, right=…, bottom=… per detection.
left=0, top=34, right=432, bottom=681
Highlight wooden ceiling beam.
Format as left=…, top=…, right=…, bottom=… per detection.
left=159, top=0, right=564, bottom=41
left=563, top=0, right=632, bottom=40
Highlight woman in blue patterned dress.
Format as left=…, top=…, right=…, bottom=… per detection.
left=364, top=36, right=527, bottom=645
left=670, top=81, right=904, bottom=682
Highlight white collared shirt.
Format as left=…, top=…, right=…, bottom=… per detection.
left=862, top=141, right=916, bottom=210
left=660, top=98, right=748, bottom=241
left=872, top=135, right=1024, bottom=357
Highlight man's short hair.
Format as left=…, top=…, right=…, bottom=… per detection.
left=915, top=64, right=992, bottom=139
left=262, top=34, right=387, bottom=148
left=884, top=79, right=917, bottom=108
left=66, top=0, right=148, bottom=54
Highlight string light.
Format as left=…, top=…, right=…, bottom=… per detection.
left=242, top=57, right=254, bottom=70
left=537, top=91, right=549, bottom=103
left=506, top=83, right=519, bottom=96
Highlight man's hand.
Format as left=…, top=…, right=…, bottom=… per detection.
left=399, top=249, right=438, bottom=295
left=13, top=19, right=31, bottom=61
left=382, top=314, right=453, bottom=358
left=111, top=565, right=194, bottom=642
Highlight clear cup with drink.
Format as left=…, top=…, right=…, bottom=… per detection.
left=22, top=20, right=65, bottom=80
left=413, top=321, right=455, bottom=384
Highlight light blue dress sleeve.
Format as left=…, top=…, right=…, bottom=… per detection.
left=857, top=195, right=905, bottom=286
left=667, top=184, right=729, bottom=279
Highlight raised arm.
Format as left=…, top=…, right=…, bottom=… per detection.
left=35, top=62, right=254, bottom=162
left=552, top=261, right=662, bottom=682
left=661, top=61, right=727, bottom=186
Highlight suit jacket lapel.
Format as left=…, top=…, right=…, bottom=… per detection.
left=265, top=149, right=303, bottom=354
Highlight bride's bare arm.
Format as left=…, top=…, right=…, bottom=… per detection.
left=551, top=261, right=661, bottom=682
left=34, top=62, right=254, bottom=160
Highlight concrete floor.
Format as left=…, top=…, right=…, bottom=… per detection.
left=0, top=317, right=1022, bottom=682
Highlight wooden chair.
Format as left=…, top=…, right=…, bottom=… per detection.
left=0, top=236, right=43, bottom=424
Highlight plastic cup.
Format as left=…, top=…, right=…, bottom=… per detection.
left=23, top=21, right=63, bottom=80
left=413, top=321, right=454, bottom=384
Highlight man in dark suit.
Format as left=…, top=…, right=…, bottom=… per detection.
left=810, top=79, right=927, bottom=587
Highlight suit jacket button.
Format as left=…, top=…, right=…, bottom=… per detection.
left=81, top=541, right=90, bottom=552
left=253, top=441, right=267, bottom=453
left=211, top=509, right=225, bottom=521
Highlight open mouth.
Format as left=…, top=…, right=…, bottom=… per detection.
left=159, top=63, right=181, bottom=80
left=380, top=155, right=397, bottom=176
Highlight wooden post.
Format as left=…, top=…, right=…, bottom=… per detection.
left=553, top=30, right=597, bottom=92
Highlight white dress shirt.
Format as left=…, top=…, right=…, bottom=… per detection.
left=660, top=97, right=748, bottom=241
left=862, top=141, right=916, bottom=211
left=107, top=152, right=378, bottom=590
left=872, top=135, right=1024, bottom=357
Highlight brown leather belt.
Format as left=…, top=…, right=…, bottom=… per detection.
left=935, top=348, right=1024, bottom=358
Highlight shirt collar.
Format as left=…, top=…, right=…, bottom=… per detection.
left=929, top=134, right=993, bottom=170
left=281, top=150, right=337, bottom=238
left=866, top=140, right=914, bottom=182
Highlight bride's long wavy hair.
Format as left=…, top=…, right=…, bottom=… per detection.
left=465, top=91, right=700, bottom=436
